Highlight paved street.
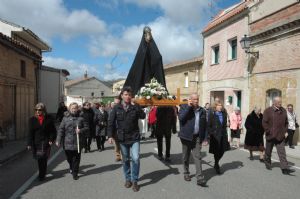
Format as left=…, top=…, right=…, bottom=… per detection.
left=1, top=134, right=300, bottom=199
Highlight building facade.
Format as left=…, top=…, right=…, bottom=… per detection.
left=202, top=0, right=251, bottom=118
left=164, top=57, right=203, bottom=101
left=248, top=0, right=300, bottom=143
left=64, top=74, right=113, bottom=106
left=39, top=65, right=69, bottom=114
left=0, top=19, right=50, bottom=140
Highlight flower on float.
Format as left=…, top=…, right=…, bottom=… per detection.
left=146, top=96, right=151, bottom=99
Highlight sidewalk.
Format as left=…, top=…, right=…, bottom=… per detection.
left=238, top=131, right=300, bottom=160
left=0, top=139, right=28, bottom=165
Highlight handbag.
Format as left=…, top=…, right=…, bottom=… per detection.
left=36, top=142, right=47, bottom=159
left=296, top=122, right=299, bottom=129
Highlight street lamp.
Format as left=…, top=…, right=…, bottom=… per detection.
left=240, top=35, right=259, bottom=58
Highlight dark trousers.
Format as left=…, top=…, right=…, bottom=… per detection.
left=150, top=124, right=156, bottom=137
left=65, top=150, right=81, bottom=175
left=285, top=129, right=295, bottom=147
left=156, top=135, right=171, bottom=158
left=83, top=137, right=92, bottom=151
left=96, top=136, right=106, bottom=150
left=180, top=137, right=204, bottom=181
left=265, top=139, right=288, bottom=169
left=37, top=157, right=47, bottom=179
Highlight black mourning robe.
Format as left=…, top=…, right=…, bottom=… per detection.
left=124, top=33, right=167, bottom=95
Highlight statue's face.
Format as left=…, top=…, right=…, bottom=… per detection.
left=144, top=27, right=152, bottom=43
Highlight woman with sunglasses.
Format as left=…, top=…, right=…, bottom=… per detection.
left=27, top=103, right=57, bottom=181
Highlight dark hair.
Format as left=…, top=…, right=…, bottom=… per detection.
left=100, top=102, right=105, bottom=107
left=120, top=86, right=133, bottom=96
left=83, top=102, right=90, bottom=106
left=287, top=104, right=293, bottom=108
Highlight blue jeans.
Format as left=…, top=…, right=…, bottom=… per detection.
left=120, top=141, right=140, bottom=182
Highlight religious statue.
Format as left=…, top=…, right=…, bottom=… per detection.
left=123, top=26, right=167, bottom=95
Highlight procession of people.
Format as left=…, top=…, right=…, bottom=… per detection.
left=26, top=26, right=297, bottom=192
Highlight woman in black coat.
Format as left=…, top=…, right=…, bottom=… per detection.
left=244, top=107, right=265, bottom=161
left=56, top=102, right=88, bottom=180
left=81, top=102, right=94, bottom=153
left=208, top=101, right=230, bottom=174
left=95, top=103, right=108, bottom=151
left=27, top=103, right=57, bottom=181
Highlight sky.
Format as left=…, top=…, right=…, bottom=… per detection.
left=0, top=0, right=241, bottom=81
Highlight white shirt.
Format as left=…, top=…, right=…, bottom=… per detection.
left=287, top=111, right=297, bottom=130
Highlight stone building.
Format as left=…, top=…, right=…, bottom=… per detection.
left=112, top=79, right=125, bottom=95
left=0, top=18, right=50, bottom=140
left=248, top=0, right=300, bottom=143
left=64, top=73, right=113, bottom=106
left=202, top=0, right=251, bottom=118
left=164, top=57, right=203, bottom=101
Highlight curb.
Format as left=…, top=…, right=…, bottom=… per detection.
left=0, top=149, right=28, bottom=165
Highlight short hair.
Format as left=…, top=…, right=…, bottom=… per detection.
left=253, top=106, right=261, bottom=112
left=120, top=86, right=133, bottom=96
left=189, top=93, right=198, bottom=99
left=234, top=107, right=240, bottom=111
left=69, top=102, right=79, bottom=109
left=287, top=104, right=293, bottom=108
left=35, top=103, right=47, bottom=114
left=83, top=102, right=90, bottom=107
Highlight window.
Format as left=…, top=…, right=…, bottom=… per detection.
left=211, top=45, right=220, bottom=64
left=228, top=38, right=237, bottom=60
left=20, top=60, right=26, bottom=78
left=184, top=72, right=189, bottom=88
left=101, top=91, right=104, bottom=97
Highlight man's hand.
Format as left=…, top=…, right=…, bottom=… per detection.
left=188, top=99, right=192, bottom=107
left=49, top=141, right=53, bottom=145
left=76, top=126, right=80, bottom=134
left=27, top=146, right=31, bottom=150
left=108, top=138, right=114, bottom=144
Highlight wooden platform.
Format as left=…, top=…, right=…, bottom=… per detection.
left=135, top=88, right=187, bottom=106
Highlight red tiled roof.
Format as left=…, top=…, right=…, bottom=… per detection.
left=0, top=32, right=41, bottom=59
left=203, top=1, right=250, bottom=33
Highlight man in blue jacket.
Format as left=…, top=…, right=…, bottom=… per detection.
left=178, top=93, right=207, bottom=187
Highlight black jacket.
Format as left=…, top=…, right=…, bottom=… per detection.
left=207, top=110, right=230, bottom=155
left=56, top=111, right=88, bottom=151
left=244, top=111, right=264, bottom=147
left=95, top=110, right=108, bottom=137
left=80, top=108, right=94, bottom=137
left=27, top=115, right=57, bottom=157
left=178, top=104, right=207, bottom=142
left=108, top=103, right=146, bottom=143
left=156, top=106, right=177, bottom=137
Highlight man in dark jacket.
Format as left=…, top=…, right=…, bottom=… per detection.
left=108, top=87, right=145, bottom=192
left=156, top=106, right=176, bottom=161
left=80, top=102, right=94, bottom=153
left=262, top=97, right=294, bottom=175
left=178, top=93, right=207, bottom=187
left=95, top=103, right=108, bottom=151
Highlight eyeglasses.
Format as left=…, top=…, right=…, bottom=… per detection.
left=35, top=109, right=42, bottom=111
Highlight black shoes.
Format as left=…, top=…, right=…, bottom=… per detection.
left=184, top=175, right=191, bottom=181
left=214, top=164, right=222, bottom=175
left=265, top=159, right=272, bottom=170
left=73, top=174, right=79, bottom=180
left=289, top=146, right=295, bottom=149
left=197, top=179, right=207, bottom=187
left=132, top=182, right=140, bottom=192
left=124, top=181, right=132, bottom=188
left=282, top=168, right=295, bottom=175
left=165, top=157, right=171, bottom=163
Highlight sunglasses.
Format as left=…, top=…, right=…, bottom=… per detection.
left=35, top=109, right=42, bottom=111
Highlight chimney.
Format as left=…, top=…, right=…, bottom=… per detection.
left=84, top=71, right=88, bottom=78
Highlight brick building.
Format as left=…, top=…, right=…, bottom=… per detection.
left=202, top=0, right=251, bottom=118
left=248, top=0, right=300, bottom=143
left=0, top=19, right=50, bottom=140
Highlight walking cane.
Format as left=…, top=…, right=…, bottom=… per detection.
left=76, top=125, right=80, bottom=153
